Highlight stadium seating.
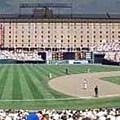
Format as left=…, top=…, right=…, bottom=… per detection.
left=94, top=41, right=120, bottom=63
left=0, top=108, right=119, bottom=120
left=0, top=50, right=43, bottom=61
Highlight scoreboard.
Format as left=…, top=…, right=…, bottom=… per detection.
left=52, top=52, right=86, bottom=60
left=52, top=52, right=63, bottom=60
left=40, top=51, right=92, bottom=61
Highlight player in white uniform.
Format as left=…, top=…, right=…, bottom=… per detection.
left=83, top=79, right=87, bottom=89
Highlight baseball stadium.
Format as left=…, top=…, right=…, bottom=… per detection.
left=0, top=2, right=119, bottom=120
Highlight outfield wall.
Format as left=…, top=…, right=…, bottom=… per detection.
left=102, top=59, right=120, bottom=66
left=0, top=59, right=46, bottom=64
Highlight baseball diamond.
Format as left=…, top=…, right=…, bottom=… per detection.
left=49, top=71, right=120, bottom=99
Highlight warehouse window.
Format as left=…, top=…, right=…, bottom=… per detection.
left=61, top=35, right=63, bottom=38
left=112, top=36, right=114, bottom=38
left=48, top=40, right=50, bottom=42
left=87, top=35, right=89, bottom=38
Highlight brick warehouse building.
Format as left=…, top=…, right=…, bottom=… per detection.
left=0, top=3, right=120, bottom=62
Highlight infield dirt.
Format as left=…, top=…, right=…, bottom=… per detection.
left=49, top=71, right=120, bottom=99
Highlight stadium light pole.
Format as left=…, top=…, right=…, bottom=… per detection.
left=92, top=51, right=94, bottom=64
left=90, top=46, right=95, bottom=64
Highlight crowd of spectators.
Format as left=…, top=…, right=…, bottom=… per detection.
left=94, top=41, right=120, bottom=63
left=104, top=52, right=120, bottom=63
left=96, top=41, right=120, bottom=52
left=0, top=107, right=119, bottom=120
left=0, top=50, right=43, bottom=61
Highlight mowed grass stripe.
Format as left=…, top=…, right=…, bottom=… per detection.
left=36, top=65, right=51, bottom=76
left=0, top=65, right=4, bottom=72
left=34, top=65, right=49, bottom=80
left=12, top=65, right=22, bottom=99
left=63, top=65, right=84, bottom=74
left=25, top=65, right=55, bottom=99
left=22, top=65, right=44, bottom=99
left=28, top=65, right=48, bottom=82
left=34, top=65, right=73, bottom=98
left=41, top=65, right=85, bottom=76
left=17, top=65, right=34, bottom=100
left=0, top=65, right=9, bottom=99
left=41, top=65, right=65, bottom=77
left=1, top=65, right=13, bottom=100
left=52, top=65, right=72, bottom=75
left=34, top=65, right=65, bottom=81
left=28, top=65, right=55, bottom=99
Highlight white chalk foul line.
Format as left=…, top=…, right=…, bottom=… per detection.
left=0, top=94, right=120, bottom=102
left=79, top=94, right=120, bottom=99
left=0, top=97, right=80, bottom=102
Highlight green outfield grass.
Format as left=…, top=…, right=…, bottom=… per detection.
left=101, top=76, right=120, bottom=85
left=0, top=64, right=119, bottom=110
